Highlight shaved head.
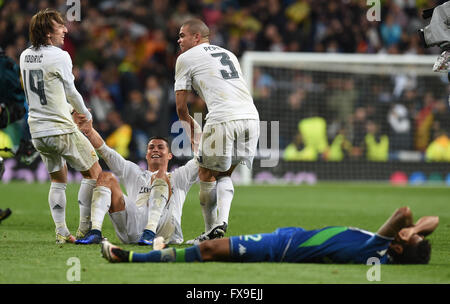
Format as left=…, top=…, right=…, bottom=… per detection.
left=181, top=19, right=210, bottom=40
left=178, top=19, right=210, bottom=52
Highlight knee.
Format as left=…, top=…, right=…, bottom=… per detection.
left=199, top=167, right=216, bottom=182
left=96, top=172, right=118, bottom=188
left=82, top=162, right=102, bottom=179
left=216, top=165, right=236, bottom=178
left=199, top=240, right=218, bottom=261
left=199, top=239, right=229, bottom=261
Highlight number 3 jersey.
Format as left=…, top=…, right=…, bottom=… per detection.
left=19, top=45, right=91, bottom=139
left=174, top=43, right=259, bottom=124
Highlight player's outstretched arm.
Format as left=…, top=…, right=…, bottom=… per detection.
left=413, top=216, right=439, bottom=236
left=72, top=111, right=104, bottom=149
left=376, top=206, right=414, bottom=239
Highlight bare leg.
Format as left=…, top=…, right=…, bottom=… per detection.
left=198, top=238, right=231, bottom=261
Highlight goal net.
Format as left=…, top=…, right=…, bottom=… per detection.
left=239, top=52, right=449, bottom=184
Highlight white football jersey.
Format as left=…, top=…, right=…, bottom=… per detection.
left=97, top=143, right=199, bottom=244
left=19, top=45, right=91, bottom=139
left=175, top=43, right=259, bottom=124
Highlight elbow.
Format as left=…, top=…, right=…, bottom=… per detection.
left=431, top=216, right=439, bottom=228
left=397, top=206, right=412, bottom=218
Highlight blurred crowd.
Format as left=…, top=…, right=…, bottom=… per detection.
left=1, top=0, right=449, bottom=162
left=254, top=68, right=450, bottom=162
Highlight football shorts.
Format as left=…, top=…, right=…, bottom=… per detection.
left=198, top=119, right=259, bottom=172
left=32, top=130, right=98, bottom=173
left=109, top=194, right=176, bottom=244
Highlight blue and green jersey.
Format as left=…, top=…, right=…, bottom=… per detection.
left=229, top=226, right=392, bottom=264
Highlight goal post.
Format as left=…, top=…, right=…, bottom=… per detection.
left=237, top=51, right=449, bottom=184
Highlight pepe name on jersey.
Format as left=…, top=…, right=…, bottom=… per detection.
left=203, top=45, right=222, bottom=52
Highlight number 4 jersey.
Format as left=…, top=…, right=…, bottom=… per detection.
left=174, top=43, right=259, bottom=124
left=19, top=45, right=91, bottom=139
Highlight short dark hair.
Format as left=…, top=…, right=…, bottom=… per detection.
left=29, top=8, right=65, bottom=49
left=182, top=19, right=210, bottom=39
left=388, top=239, right=431, bottom=264
left=148, top=136, right=171, bottom=153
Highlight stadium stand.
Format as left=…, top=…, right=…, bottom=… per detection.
left=1, top=0, right=449, bottom=182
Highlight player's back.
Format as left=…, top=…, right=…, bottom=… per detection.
left=281, top=226, right=391, bottom=264
left=175, top=43, right=259, bottom=124
left=20, top=45, right=77, bottom=138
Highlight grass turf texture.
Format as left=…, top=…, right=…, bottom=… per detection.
left=0, top=181, right=449, bottom=284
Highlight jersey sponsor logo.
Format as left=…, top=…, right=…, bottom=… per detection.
left=138, top=186, right=152, bottom=194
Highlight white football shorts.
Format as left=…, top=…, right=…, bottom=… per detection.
left=32, top=130, right=98, bottom=173
left=198, top=119, right=259, bottom=172
left=109, top=194, right=176, bottom=244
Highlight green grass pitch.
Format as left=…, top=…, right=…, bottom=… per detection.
left=0, top=181, right=449, bottom=284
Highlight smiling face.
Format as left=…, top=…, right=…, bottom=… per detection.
left=29, top=9, right=67, bottom=49
left=146, top=138, right=173, bottom=171
left=48, top=19, right=67, bottom=47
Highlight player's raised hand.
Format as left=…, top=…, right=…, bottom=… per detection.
left=397, top=227, right=415, bottom=242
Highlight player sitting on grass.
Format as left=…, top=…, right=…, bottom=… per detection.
left=101, top=206, right=438, bottom=264
left=73, top=111, right=204, bottom=246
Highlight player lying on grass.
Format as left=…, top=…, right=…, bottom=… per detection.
left=101, top=206, right=438, bottom=264
left=72, top=111, right=204, bottom=246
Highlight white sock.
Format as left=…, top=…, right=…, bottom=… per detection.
left=199, top=181, right=217, bottom=232
left=78, top=178, right=97, bottom=232
left=145, top=178, right=169, bottom=233
left=49, top=182, right=69, bottom=236
left=216, top=176, right=234, bottom=226
left=90, top=186, right=112, bottom=231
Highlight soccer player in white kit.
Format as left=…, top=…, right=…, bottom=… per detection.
left=72, top=112, right=200, bottom=246
left=19, top=9, right=102, bottom=243
left=174, top=19, right=260, bottom=243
